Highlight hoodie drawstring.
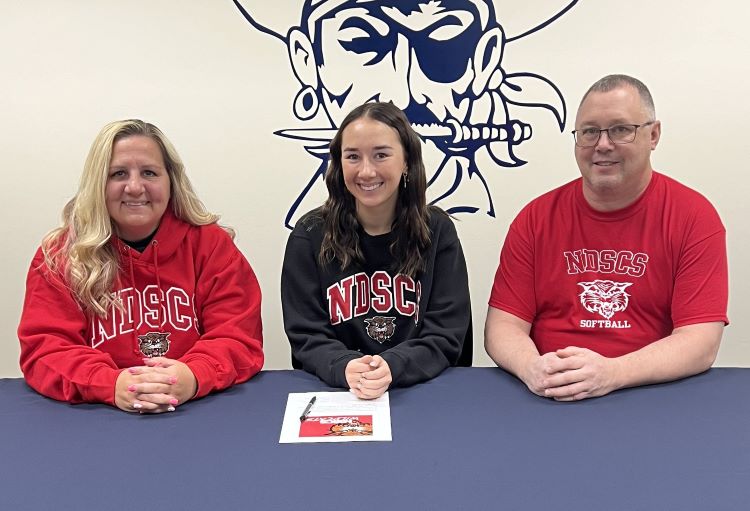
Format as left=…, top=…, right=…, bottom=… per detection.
left=124, top=245, right=140, bottom=356
left=151, top=239, right=162, bottom=330
left=123, top=240, right=163, bottom=357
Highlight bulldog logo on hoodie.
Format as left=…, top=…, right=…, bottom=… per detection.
left=138, top=332, right=171, bottom=357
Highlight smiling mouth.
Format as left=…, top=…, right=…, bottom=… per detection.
left=358, top=183, right=383, bottom=192
left=123, top=201, right=149, bottom=206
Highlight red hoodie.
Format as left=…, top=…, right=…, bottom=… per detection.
left=18, top=208, right=264, bottom=405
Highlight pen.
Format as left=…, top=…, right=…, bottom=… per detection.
left=299, top=395, right=316, bottom=422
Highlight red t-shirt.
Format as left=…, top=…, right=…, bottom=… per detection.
left=489, top=172, right=728, bottom=357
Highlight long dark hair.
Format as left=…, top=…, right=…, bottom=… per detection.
left=318, top=102, right=431, bottom=277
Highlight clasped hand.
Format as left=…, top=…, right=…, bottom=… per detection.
left=115, top=357, right=197, bottom=413
left=345, top=355, right=392, bottom=400
left=522, top=347, right=620, bottom=401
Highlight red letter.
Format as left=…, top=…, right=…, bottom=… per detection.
left=599, top=250, right=617, bottom=273
left=139, top=285, right=166, bottom=329
left=564, top=250, right=586, bottom=274
left=629, top=253, right=649, bottom=277
left=327, top=276, right=354, bottom=325
left=353, top=272, right=370, bottom=317
left=117, top=287, right=137, bottom=334
left=394, top=274, right=416, bottom=316
left=615, top=251, right=634, bottom=275
left=167, top=287, right=193, bottom=331
left=371, top=271, right=393, bottom=313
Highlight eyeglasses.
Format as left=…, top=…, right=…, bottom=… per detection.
left=571, top=122, right=655, bottom=147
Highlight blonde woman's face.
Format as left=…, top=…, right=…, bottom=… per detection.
left=106, top=135, right=171, bottom=241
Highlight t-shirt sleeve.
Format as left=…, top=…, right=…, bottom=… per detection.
left=670, top=200, right=729, bottom=328
left=488, top=207, right=537, bottom=323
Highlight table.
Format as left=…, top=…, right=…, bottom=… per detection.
left=1, top=368, right=748, bottom=510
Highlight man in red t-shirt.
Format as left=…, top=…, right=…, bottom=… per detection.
left=485, top=74, right=728, bottom=401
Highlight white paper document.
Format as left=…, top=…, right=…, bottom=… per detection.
left=279, top=391, right=392, bottom=443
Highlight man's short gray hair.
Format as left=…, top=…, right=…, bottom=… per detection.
left=580, top=74, right=656, bottom=121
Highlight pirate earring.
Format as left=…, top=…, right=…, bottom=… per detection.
left=293, top=85, right=319, bottom=120
left=402, top=169, right=409, bottom=189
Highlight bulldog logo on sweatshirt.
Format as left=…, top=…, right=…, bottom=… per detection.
left=364, top=316, right=396, bottom=344
left=138, top=332, right=171, bottom=357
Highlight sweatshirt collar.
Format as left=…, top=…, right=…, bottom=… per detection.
left=112, top=205, right=189, bottom=264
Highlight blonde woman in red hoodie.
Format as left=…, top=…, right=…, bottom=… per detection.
left=19, top=120, right=264, bottom=413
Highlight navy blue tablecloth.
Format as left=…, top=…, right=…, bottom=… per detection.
left=1, top=368, right=748, bottom=510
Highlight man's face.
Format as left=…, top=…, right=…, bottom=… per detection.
left=313, top=0, right=488, bottom=129
left=574, top=86, right=660, bottom=207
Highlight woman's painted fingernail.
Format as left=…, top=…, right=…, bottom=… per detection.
left=127, top=385, right=137, bottom=392
left=168, top=376, right=177, bottom=384
left=169, top=398, right=179, bottom=406
left=167, top=405, right=176, bottom=412
left=133, top=402, right=143, bottom=409
left=128, top=367, right=137, bottom=374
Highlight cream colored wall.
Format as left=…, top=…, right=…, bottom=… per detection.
left=1, top=1, right=748, bottom=378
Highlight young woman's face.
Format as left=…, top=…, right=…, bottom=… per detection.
left=106, top=136, right=171, bottom=241
left=340, top=117, right=406, bottom=229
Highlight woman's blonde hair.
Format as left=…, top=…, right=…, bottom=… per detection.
left=42, top=119, right=226, bottom=317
